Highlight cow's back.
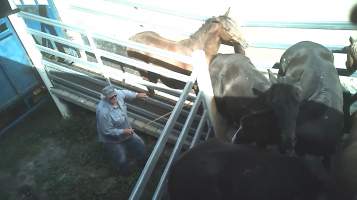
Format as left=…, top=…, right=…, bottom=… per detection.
left=278, top=41, right=344, bottom=156
left=279, top=41, right=342, bottom=108
left=168, top=139, right=323, bottom=200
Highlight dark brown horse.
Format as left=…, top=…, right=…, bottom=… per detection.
left=127, top=9, right=247, bottom=93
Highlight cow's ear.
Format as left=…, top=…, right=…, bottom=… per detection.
left=268, top=69, right=278, bottom=84
left=272, top=62, right=281, bottom=69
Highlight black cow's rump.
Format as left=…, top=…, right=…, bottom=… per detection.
left=168, top=139, right=324, bottom=200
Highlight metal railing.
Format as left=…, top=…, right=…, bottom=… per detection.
left=9, top=1, right=357, bottom=200
left=12, top=4, right=216, bottom=200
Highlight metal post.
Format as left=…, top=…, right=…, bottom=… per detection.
left=86, top=31, right=111, bottom=85
left=7, top=2, right=70, bottom=118
left=128, top=68, right=197, bottom=200
left=190, top=111, right=207, bottom=148
left=152, top=92, right=203, bottom=200
left=193, top=50, right=229, bottom=141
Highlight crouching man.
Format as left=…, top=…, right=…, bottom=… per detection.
left=96, top=85, right=148, bottom=175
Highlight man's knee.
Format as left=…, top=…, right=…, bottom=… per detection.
left=130, top=134, right=146, bottom=159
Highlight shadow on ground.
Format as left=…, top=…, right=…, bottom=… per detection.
left=0, top=101, right=165, bottom=200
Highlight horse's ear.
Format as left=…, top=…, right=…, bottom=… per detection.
left=224, top=7, right=231, bottom=16
left=268, top=69, right=278, bottom=84
left=350, top=36, right=357, bottom=43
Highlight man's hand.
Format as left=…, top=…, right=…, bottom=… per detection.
left=123, top=128, right=134, bottom=136
left=136, top=92, right=148, bottom=100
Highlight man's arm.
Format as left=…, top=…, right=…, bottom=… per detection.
left=118, top=89, right=148, bottom=101
left=97, top=111, right=133, bottom=140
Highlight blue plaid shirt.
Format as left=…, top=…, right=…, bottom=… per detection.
left=96, top=89, right=137, bottom=143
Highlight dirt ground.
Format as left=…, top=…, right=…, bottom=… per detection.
left=0, top=100, right=167, bottom=200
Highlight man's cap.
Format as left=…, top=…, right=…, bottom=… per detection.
left=101, top=85, right=116, bottom=98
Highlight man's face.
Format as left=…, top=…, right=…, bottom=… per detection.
left=108, top=94, right=117, bottom=105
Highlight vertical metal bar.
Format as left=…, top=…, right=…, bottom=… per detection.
left=129, top=67, right=197, bottom=200
left=193, top=50, right=228, bottom=141
left=7, top=2, right=71, bottom=118
left=47, top=0, right=62, bottom=21
left=86, top=32, right=111, bottom=85
left=152, top=92, right=203, bottom=200
left=189, top=111, right=207, bottom=148
left=205, top=125, right=213, bottom=141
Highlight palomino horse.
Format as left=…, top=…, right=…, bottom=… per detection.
left=127, top=9, right=247, bottom=93
left=345, top=36, right=357, bottom=72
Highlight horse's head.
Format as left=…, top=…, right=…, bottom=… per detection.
left=345, top=36, right=357, bottom=72
left=266, top=70, right=302, bottom=154
left=211, top=8, right=248, bottom=49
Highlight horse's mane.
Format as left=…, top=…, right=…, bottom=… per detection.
left=189, top=15, right=231, bottom=40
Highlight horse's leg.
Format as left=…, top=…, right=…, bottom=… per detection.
left=145, top=71, right=160, bottom=96
left=159, top=76, right=186, bottom=89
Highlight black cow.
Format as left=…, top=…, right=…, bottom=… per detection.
left=269, top=41, right=344, bottom=163
left=232, top=109, right=281, bottom=149
left=168, top=139, right=325, bottom=200
left=331, top=111, right=357, bottom=200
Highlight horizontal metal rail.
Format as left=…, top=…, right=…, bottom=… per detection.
left=242, top=21, right=357, bottom=30
left=28, top=28, right=191, bottom=83
left=250, top=42, right=346, bottom=52
left=43, top=58, right=193, bottom=101
left=27, top=28, right=92, bottom=51
left=48, top=73, right=101, bottom=101
left=109, top=0, right=357, bottom=31
left=38, top=46, right=177, bottom=98
left=18, top=11, right=195, bottom=65
left=96, top=49, right=191, bottom=82
left=92, top=0, right=207, bottom=22
left=43, top=58, right=197, bottom=117
left=44, top=60, right=200, bottom=134
left=70, top=3, right=198, bottom=37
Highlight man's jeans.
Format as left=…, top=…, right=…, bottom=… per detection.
left=104, top=133, right=146, bottom=174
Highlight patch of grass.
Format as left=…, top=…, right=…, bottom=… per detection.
left=0, top=102, right=169, bottom=200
